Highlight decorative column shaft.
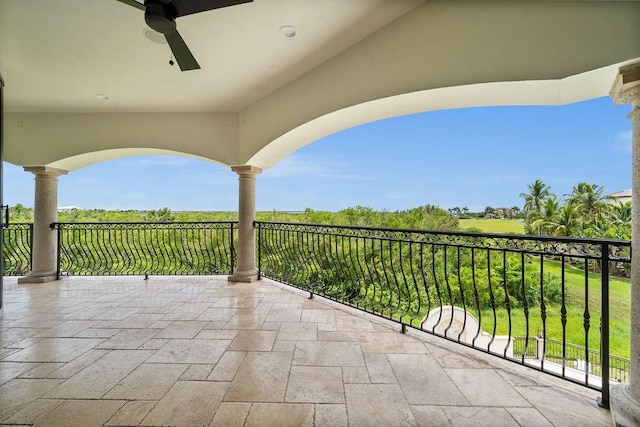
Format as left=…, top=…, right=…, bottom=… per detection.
left=610, top=62, right=640, bottom=427
left=18, top=166, right=68, bottom=284
left=229, top=165, right=262, bottom=283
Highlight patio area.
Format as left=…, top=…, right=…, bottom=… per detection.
left=0, top=275, right=612, bottom=426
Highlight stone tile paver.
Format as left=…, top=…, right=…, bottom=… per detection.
left=229, top=330, right=278, bottom=351
left=45, top=350, right=154, bottom=399
left=146, top=338, right=230, bottom=364
left=3, top=338, right=104, bottom=362
left=140, top=381, right=228, bottom=426
left=285, top=366, right=344, bottom=403
left=0, top=276, right=613, bottom=426
left=210, top=402, right=251, bottom=426
left=364, top=353, right=397, bottom=384
left=105, top=401, right=156, bottom=426
left=32, top=399, right=126, bottom=427
left=103, top=363, right=187, bottom=399
left=0, top=379, right=65, bottom=422
left=224, top=351, right=292, bottom=402
left=345, top=383, right=418, bottom=426
left=245, top=403, right=314, bottom=427
left=515, top=385, right=612, bottom=426
left=411, top=405, right=453, bottom=427
left=179, top=363, right=214, bottom=380
left=0, top=361, right=40, bottom=385
left=442, top=407, right=520, bottom=427
left=95, top=329, right=158, bottom=350
left=3, top=398, right=64, bottom=425
left=445, top=368, right=529, bottom=407
left=34, top=320, right=98, bottom=337
left=507, top=407, right=554, bottom=426
left=315, top=403, right=349, bottom=426
left=265, top=303, right=303, bottom=322
left=278, top=322, right=317, bottom=341
left=293, top=341, right=364, bottom=367
left=208, top=351, right=247, bottom=381
left=153, top=320, right=207, bottom=339
left=388, top=353, right=468, bottom=406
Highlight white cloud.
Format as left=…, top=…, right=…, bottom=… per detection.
left=262, top=154, right=374, bottom=181
left=618, top=130, right=632, bottom=140
left=611, top=130, right=632, bottom=154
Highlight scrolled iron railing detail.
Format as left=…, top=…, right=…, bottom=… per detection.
left=53, top=222, right=237, bottom=276
left=255, top=221, right=631, bottom=406
left=2, top=223, right=32, bottom=276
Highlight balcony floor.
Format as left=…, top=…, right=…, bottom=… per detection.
left=0, top=276, right=612, bottom=426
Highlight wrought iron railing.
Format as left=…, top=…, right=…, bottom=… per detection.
left=53, top=222, right=237, bottom=277
left=255, top=221, right=631, bottom=407
left=2, top=223, right=32, bottom=276
left=513, top=336, right=629, bottom=383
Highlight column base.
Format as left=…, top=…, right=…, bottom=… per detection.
left=228, top=268, right=259, bottom=283
left=611, top=383, right=640, bottom=426
left=18, top=271, right=58, bottom=284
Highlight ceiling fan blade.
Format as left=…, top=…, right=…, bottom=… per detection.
left=116, top=0, right=145, bottom=11
left=171, top=0, right=252, bottom=18
left=164, top=30, right=200, bottom=71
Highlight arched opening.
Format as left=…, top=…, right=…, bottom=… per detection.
left=256, top=97, right=631, bottom=214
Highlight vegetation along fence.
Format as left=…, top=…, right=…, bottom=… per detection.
left=255, top=221, right=632, bottom=407
left=3, top=223, right=32, bottom=276
left=53, top=222, right=238, bottom=277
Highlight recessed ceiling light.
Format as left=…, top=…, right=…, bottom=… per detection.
left=143, top=29, right=166, bottom=44
left=95, top=94, right=110, bottom=101
left=280, top=25, right=297, bottom=39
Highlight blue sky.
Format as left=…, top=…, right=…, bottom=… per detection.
left=4, top=97, right=633, bottom=213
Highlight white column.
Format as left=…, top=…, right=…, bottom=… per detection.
left=610, top=62, right=640, bottom=427
left=18, top=166, right=68, bottom=284
left=229, top=165, right=262, bottom=283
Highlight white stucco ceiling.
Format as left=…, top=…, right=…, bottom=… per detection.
left=2, top=1, right=640, bottom=170
left=0, top=0, right=422, bottom=113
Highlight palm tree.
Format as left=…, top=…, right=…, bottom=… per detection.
left=608, top=201, right=632, bottom=225
left=520, top=180, right=552, bottom=215
left=552, top=205, right=579, bottom=236
left=566, top=182, right=606, bottom=227
left=529, top=197, right=560, bottom=235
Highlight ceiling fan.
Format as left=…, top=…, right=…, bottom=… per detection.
left=116, top=0, right=253, bottom=71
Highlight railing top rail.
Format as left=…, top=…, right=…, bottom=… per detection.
left=52, top=221, right=238, bottom=228
left=254, top=221, right=631, bottom=247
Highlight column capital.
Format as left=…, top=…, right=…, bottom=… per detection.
left=23, top=166, right=69, bottom=177
left=231, top=165, right=263, bottom=176
left=611, top=62, right=640, bottom=107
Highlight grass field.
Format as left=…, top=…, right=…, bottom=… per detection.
left=480, top=259, right=631, bottom=358
left=459, top=218, right=525, bottom=234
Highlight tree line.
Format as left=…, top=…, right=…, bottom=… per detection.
left=519, top=180, right=631, bottom=240
left=8, top=204, right=459, bottom=231
left=7, top=179, right=631, bottom=240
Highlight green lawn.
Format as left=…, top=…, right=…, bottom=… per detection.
left=459, top=218, right=525, bottom=234
left=479, top=259, right=631, bottom=358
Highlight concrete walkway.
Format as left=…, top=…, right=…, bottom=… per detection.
left=0, top=276, right=612, bottom=426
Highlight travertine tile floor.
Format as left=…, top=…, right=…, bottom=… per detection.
left=0, top=276, right=612, bottom=426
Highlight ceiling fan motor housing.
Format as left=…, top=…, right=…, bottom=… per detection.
left=144, top=1, right=176, bottom=34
